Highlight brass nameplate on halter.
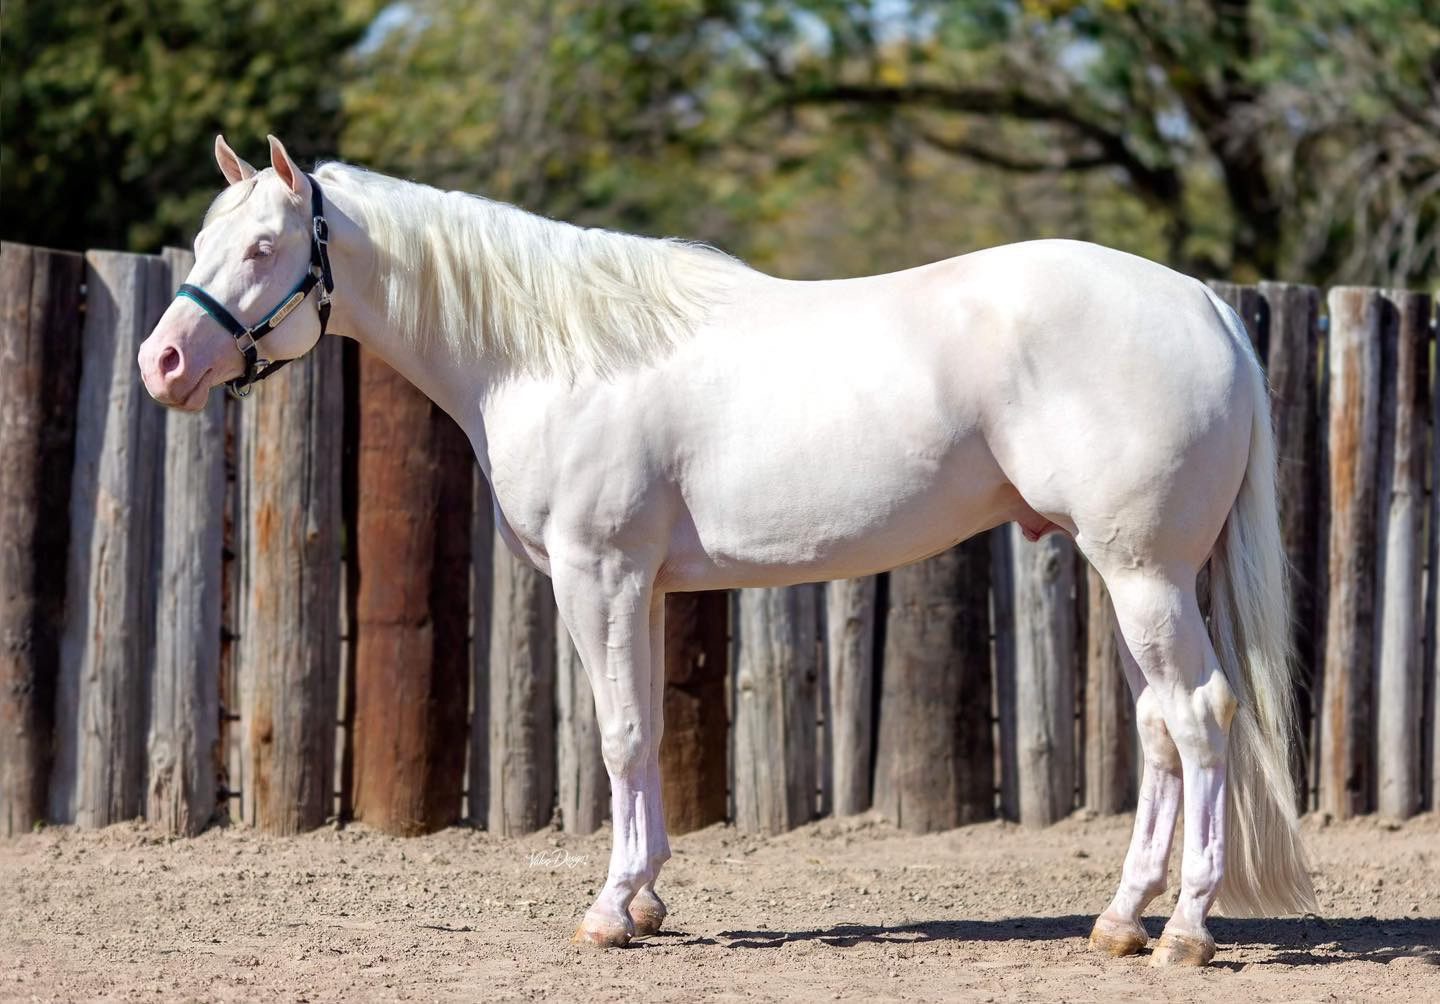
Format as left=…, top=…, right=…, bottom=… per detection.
left=271, top=291, right=306, bottom=325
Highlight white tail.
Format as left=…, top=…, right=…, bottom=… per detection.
left=1205, top=293, right=1319, bottom=916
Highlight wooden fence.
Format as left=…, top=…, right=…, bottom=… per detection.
left=2, top=241, right=1437, bottom=841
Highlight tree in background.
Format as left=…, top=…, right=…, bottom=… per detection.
left=2, top=0, right=377, bottom=252
left=733, top=0, right=1438, bottom=286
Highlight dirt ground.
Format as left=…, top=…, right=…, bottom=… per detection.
left=2, top=810, right=1437, bottom=1003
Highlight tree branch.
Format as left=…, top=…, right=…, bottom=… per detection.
left=781, top=83, right=1181, bottom=206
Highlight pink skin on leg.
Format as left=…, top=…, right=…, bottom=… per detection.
left=1090, top=677, right=1183, bottom=956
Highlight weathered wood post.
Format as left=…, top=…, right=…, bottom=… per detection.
left=238, top=335, right=344, bottom=834
left=1083, top=566, right=1135, bottom=815
left=875, top=542, right=993, bottom=830
left=147, top=248, right=224, bottom=836
left=1373, top=290, right=1431, bottom=819
left=0, top=243, right=84, bottom=837
left=467, top=471, right=494, bottom=824
left=1007, top=527, right=1079, bottom=825
left=825, top=576, right=878, bottom=816
left=732, top=586, right=819, bottom=834
left=1257, top=281, right=1322, bottom=809
left=50, top=252, right=168, bottom=828
left=556, top=621, right=607, bottom=833
left=659, top=592, right=728, bottom=833
left=351, top=351, right=472, bottom=835
left=488, top=541, right=556, bottom=835
left=1431, top=297, right=1440, bottom=813
left=1319, top=287, right=1382, bottom=819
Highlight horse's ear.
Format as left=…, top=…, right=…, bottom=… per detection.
left=215, top=135, right=257, bottom=185
left=266, top=134, right=309, bottom=199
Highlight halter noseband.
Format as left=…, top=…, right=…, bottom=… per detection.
left=175, top=173, right=335, bottom=399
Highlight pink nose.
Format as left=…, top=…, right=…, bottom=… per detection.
left=159, top=345, right=182, bottom=376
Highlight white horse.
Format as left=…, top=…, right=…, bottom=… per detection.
left=139, top=135, right=1316, bottom=965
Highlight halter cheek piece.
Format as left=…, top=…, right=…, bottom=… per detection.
left=174, top=173, right=335, bottom=399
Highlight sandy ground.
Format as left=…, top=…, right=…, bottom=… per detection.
left=1, top=810, right=1437, bottom=1002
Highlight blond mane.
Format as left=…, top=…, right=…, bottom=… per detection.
left=313, top=163, right=745, bottom=376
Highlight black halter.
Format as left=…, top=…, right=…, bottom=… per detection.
left=175, top=173, right=335, bottom=398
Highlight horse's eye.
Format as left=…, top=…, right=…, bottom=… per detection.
left=244, top=242, right=273, bottom=261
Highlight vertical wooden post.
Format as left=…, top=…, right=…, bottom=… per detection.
left=146, top=248, right=224, bottom=836
left=824, top=577, right=878, bottom=816
left=238, top=335, right=343, bottom=834
left=874, top=541, right=993, bottom=831
left=556, top=620, right=607, bottom=833
left=732, top=585, right=818, bottom=834
left=50, top=252, right=167, bottom=828
left=488, top=541, right=556, bottom=835
left=659, top=591, right=728, bottom=834
left=351, top=351, right=471, bottom=835
left=0, top=243, right=84, bottom=837
left=1010, top=527, right=1079, bottom=825
left=1083, top=565, right=1135, bottom=814
left=1374, top=291, right=1431, bottom=819
left=1319, top=287, right=1382, bottom=819
left=1430, top=297, right=1440, bottom=814
left=1257, top=282, right=1322, bottom=810
left=991, top=527, right=1019, bottom=819
left=467, top=471, right=494, bottom=824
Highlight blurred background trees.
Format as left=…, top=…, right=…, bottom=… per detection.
left=4, top=0, right=1436, bottom=287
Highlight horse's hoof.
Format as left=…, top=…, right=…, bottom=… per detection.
left=1149, top=929, right=1215, bottom=967
left=572, top=910, right=633, bottom=948
left=1088, top=914, right=1148, bottom=957
left=628, top=889, right=667, bottom=937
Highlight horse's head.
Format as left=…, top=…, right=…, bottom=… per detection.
left=138, top=135, right=329, bottom=410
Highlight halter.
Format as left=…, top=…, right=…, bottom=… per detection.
left=174, top=173, right=335, bottom=399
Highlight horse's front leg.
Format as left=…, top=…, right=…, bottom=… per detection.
left=626, top=593, right=670, bottom=936
left=553, top=556, right=669, bottom=948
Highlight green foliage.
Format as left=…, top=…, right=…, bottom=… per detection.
left=1, top=0, right=376, bottom=251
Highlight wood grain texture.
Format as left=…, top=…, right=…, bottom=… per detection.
left=1257, top=281, right=1322, bottom=811
left=556, top=619, right=607, bottom=834
left=1373, top=290, right=1430, bottom=819
left=1010, top=528, right=1078, bottom=826
left=874, top=541, right=993, bottom=832
left=351, top=351, right=471, bottom=835
left=824, top=577, right=878, bottom=816
left=659, top=591, right=728, bottom=834
left=238, top=335, right=343, bottom=834
left=991, top=527, right=1019, bottom=819
left=467, top=470, right=494, bottom=824
left=1083, top=565, right=1135, bottom=815
left=487, top=538, right=556, bottom=835
left=1320, top=287, right=1382, bottom=819
left=0, top=243, right=84, bottom=836
left=50, top=252, right=167, bottom=828
left=147, top=247, right=223, bottom=836
left=1431, top=297, right=1440, bottom=814
left=732, top=585, right=819, bottom=834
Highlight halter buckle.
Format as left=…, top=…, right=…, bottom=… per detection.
left=313, top=217, right=330, bottom=244
left=235, top=329, right=258, bottom=356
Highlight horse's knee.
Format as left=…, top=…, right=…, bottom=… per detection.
left=1135, top=689, right=1182, bottom=773
left=599, top=717, right=648, bottom=778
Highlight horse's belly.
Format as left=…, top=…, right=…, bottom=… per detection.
left=660, top=432, right=1013, bottom=590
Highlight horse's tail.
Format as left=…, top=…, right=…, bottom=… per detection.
left=1204, top=289, right=1318, bottom=916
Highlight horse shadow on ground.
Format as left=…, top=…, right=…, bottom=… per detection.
left=657, top=915, right=1440, bottom=968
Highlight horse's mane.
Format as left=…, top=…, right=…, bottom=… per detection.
left=313, top=163, right=746, bottom=377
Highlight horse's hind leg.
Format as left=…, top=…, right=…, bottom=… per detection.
left=1101, top=567, right=1236, bottom=967
left=1089, top=635, right=1182, bottom=957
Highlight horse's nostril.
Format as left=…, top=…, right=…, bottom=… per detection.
left=159, top=346, right=181, bottom=375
